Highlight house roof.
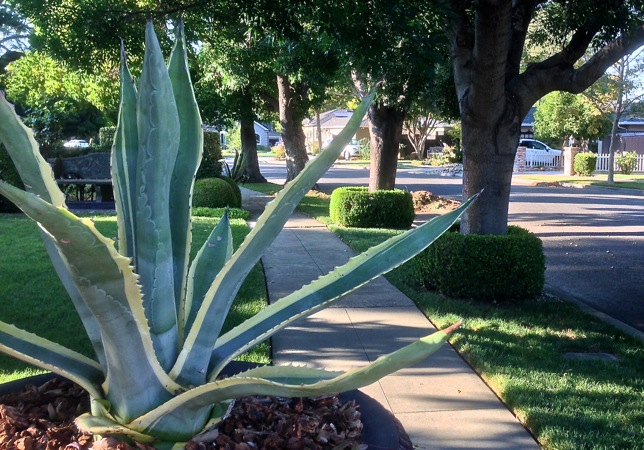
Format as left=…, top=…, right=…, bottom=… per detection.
left=522, top=107, right=536, bottom=126
left=619, top=117, right=644, bottom=126
left=303, top=109, right=369, bottom=129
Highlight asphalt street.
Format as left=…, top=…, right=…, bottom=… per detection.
left=257, top=159, right=644, bottom=334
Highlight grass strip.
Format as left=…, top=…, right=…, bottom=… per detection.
left=289, top=189, right=644, bottom=450
left=0, top=211, right=269, bottom=382
left=516, top=173, right=644, bottom=190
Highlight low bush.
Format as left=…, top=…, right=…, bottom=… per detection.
left=412, top=225, right=545, bottom=301
left=573, top=152, right=597, bottom=176
left=192, top=178, right=238, bottom=208
left=358, top=139, right=370, bottom=160
left=218, top=175, right=242, bottom=207
left=192, top=207, right=250, bottom=220
left=616, top=151, right=638, bottom=175
left=330, top=187, right=414, bottom=229
left=271, top=143, right=285, bottom=160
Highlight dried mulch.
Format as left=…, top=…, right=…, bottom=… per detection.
left=0, top=378, right=364, bottom=450
left=411, top=190, right=461, bottom=213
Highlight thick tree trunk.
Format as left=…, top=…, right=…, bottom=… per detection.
left=240, top=115, right=266, bottom=183
left=367, top=103, right=406, bottom=191
left=277, top=75, right=309, bottom=182
left=460, top=112, right=520, bottom=236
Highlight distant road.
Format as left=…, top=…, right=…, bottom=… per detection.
left=259, top=160, right=644, bottom=333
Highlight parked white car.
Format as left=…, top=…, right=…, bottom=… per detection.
left=63, top=139, right=90, bottom=148
left=323, top=137, right=361, bottom=160
left=519, top=139, right=562, bottom=165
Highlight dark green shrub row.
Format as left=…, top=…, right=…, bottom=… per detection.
left=192, top=207, right=250, bottom=220
left=412, top=225, right=545, bottom=301
left=193, top=177, right=241, bottom=209
left=573, top=152, right=597, bottom=176
left=196, top=131, right=223, bottom=179
left=330, top=187, right=415, bottom=229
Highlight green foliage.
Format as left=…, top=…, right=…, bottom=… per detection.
left=98, top=127, right=116, bottom=151
left=0, top=144, right=22, bottom=212
left=218, top=175, right=242, bottom=207
left=196, top=131, right=223, bottom=179
left=0, top=22, right=474, bottom=447
left=192, top=207, right=249, bottom=220
left=271, top=143, right=285, bottom=159
left=192, top=177, right=239, bottom=208
left=615, top=151, right=638, bottom=174
left=534, top=92, right=611, bottom=142
left=358, top=138, right=370, bottom=160
left=330, top=187, right=415, bottom=229
left=226, top=124, right=242, bottom=151
left=574, top=152, right=598, bottom=176
left=412, top=225, right=545, bottom=301
left=222, top=149, right=247, bottom=183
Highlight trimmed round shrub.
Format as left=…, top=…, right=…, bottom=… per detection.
left=218, top=175, right=242, bottom=207
left=573, top=152, right=597, bottom=176
left=412, top=225, right=545, bottom=301
left=616, top=151, right=637, bottom=175
left=330, top=187, right=415, bottom=229
left=192, top=178, right=237, bottom=208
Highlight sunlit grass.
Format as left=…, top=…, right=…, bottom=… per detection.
left=517, top=173, right=644, bottom=190
left=262, top=188, right=644, bottom=450
left=0, top=211, right=270, bottom=382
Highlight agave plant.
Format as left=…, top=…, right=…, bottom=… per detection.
left=0, top=21, right=477, bottom=448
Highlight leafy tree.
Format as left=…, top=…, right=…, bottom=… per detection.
left=534, top=92, right=611, bottom=150
left=2, top=51, right=115, bottom=151
left=0, top=2, right=30, bottom=75
left=445, top=0, right=644, bottom=235
left=584, top=51, right=644, bottom=183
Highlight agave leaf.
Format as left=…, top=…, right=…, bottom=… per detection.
left=0, top=92, right=65, bottom=207
left=0, top=93, right=106, bottom=370
left=76, top=414, right=156, bottom=443
left=135, top=20, right=181, bottom=370
left=130, top=324, right=456, bottom=440
left=0, top=180, right=180, bottom=422
left=181, top=211, right=233, bottom=339
left=112, top=42, right=139, bottom=259
left=0, top=322, right=103, bottom=398
left=168, top=19, right=203, bottom=319
left=172, top=89, right=376, bottom=387
left=208, top=194, right=478, bottom=376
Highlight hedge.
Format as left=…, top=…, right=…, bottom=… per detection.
left=330, top=187, right=415, bottom=229
left=218, top=175, right=242, bottom=207
left=412, top=225, right=545, bottom=301
left=196, top=131, right=223, bottom=179
left=192, top=178, right=238, bottom=208
left=573, top=152, right=597, bottom=176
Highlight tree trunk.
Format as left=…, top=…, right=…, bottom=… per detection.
left=460, top=113, right=520, bottom=236
left=240, top=115, right=266, bottom=183
left=367, top=103, right=406, bottom=191
left=277, top=75, right=309, bottom=182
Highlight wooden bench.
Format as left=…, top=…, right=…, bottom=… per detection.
left=49, top=153, right=114, bottom=202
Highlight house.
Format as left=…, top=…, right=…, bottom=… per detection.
left=254, top=122, right=281, bottom=148
left=302, top=109, right=370, bottom=151
left=520, top=107, right=536, bottom=139
left=598, top=117, right=644, bottom=155
left=212, top=122, right=281, bottom=149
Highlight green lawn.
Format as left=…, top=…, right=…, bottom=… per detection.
left=0, top=211, right=269, bottom=382
left=287, top=189, right=644, bottom=450
left=517, top=173, right=644, bottom=190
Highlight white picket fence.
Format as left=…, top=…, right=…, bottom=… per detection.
left=595, top=154, right=644, bottom=173
left=525, top=150, right=562, bottom=168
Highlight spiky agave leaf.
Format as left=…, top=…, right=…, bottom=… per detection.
left=0, top=181, right=181, bottom=422
left=125, top=324, right=459, bottom=442
left=209, top=194, right=478, bottom=376
left=171, top=89, right=377, bottom=387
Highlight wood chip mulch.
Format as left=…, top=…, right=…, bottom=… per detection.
left=0, top=378, right=364, bottom=450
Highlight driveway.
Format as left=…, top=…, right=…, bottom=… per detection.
left=258, top=160, right=644, bottom=334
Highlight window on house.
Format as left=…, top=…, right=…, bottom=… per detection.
left=255, top=134, right=260, bottom=143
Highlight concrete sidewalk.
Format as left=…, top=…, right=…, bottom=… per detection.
left=242, top=187, right=539, bottom=450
